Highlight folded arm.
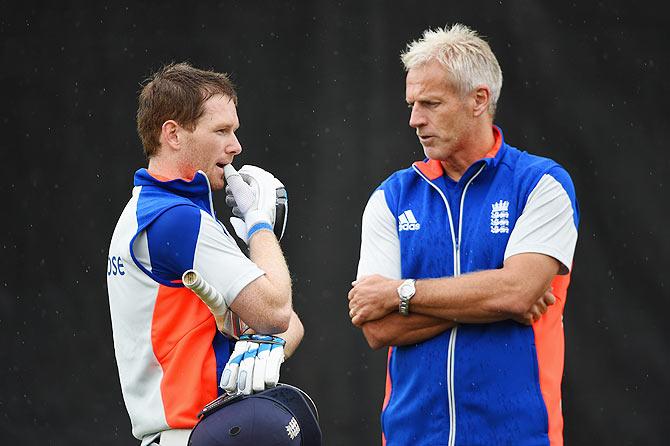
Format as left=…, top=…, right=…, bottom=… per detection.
left=230, top=227, right=292, bottom=334
left=225, top=165, right=293, bottom=334
left=361, top=313, right=455, bottom=350
left=349, top=252, right=559, bottom=327
left=410, top=253, right=559, bottom=322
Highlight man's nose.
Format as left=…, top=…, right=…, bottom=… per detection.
left=229, top=134, right=242, bottom=155
left=408, top=104, right=426, bottom=128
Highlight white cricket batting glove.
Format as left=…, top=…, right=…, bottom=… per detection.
left=223, top=165, right=287, bottom=243
left=220, top=334, right=286, bottom=395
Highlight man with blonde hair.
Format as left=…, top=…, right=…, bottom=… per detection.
left=348, top=24, right=578, bottom=445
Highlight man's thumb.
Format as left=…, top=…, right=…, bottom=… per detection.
left=224, top=164, right=248, bottom=192
left=224, top=164, right=255, bottom=212
left=223, top=164, right=239, bottom=180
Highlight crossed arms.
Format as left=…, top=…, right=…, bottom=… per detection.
left=348, top=252, right=559, bottom=349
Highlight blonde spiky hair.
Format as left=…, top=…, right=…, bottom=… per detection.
left=401, top=24, right=503, bottom=115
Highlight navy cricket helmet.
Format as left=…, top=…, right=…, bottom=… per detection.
left=188, top=384, right=322, bottom=446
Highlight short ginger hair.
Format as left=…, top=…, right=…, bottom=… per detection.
left=136, top=62, right=237, bottom=158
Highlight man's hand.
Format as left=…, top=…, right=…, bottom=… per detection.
left=224, top=165, right=285, bottom=242
left=514, top=288, right=556, bottom=325
left=220, top=334, right=286, bottom=395
left=348, top=275, right=401, bottom=326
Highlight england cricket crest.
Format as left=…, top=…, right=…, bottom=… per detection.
left=490, top=200, right=510, bottom=234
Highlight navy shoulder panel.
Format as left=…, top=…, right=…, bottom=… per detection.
left=377, top=166, right=419, bottom=213
left=146, top=204, right=202, bottom=282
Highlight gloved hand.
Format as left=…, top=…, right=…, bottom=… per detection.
left=220, top=334, right=286, bottom=395
left=223, top=165, right=287, bottom=243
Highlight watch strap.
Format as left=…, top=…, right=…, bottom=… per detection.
left=397, top=279, right=416, bottom=316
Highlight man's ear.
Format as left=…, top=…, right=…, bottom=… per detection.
left=160, top=120, right=181, bottom=150
left=472, top=85, right=491, bottom=117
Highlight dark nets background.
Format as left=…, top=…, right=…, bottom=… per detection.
left=1, top=1, right=668, bottom=444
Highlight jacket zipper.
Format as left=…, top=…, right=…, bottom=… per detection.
left=412, top=163, right=485, bottom=446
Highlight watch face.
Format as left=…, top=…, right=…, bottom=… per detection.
left=399, top=285, right=412, bottom=298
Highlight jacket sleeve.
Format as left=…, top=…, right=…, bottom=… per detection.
left=504, top=167, right=579, bottom=274
left=144, top=204, right=264, bottom=306
left=356, top=189, right=402, bottom=280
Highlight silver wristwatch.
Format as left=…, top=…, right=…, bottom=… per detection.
left=397, top=279, right=416, bottom=316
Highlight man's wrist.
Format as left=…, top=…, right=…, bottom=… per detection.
left=389, top=280, right=405, bottom=313
left=247, top=221, right=273, bottom=239
left=243, top=209, right=273, bottom=226
left=397, top=279, right=417, bottom=316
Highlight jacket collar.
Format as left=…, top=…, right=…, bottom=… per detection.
left=413, top=125, right=506, bottom=181
left=133, top=168, right=215, bottom=215
left=134, top=168, right=212, bottom=197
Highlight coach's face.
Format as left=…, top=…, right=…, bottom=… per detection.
left=182, top=94, right=242, bottom=190
left=406, top=59, right=474, bottom=161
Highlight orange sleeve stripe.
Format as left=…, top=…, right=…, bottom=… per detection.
left=532, top=273, right=571, bottom=446
left=152, top=285, right=219, bottom=427
left=381, top=346, right=394, bottom=446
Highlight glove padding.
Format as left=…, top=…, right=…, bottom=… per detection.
left=224, top=165, right=286, bottom=243
left=220, top=334, right=286, bottom=395
left=228, top=188, right=288, bottom=244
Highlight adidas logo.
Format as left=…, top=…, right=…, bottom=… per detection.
left=398, top=210, right=421, bottom=231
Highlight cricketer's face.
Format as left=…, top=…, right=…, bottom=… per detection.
left=182, top=94, right=242, bottom=190
left=405, top=59, right=475, bottom=161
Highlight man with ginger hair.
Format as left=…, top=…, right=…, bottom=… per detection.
left=108, top=63, right=304, bottom=446
left=348, top=25, right=578, bottom=445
